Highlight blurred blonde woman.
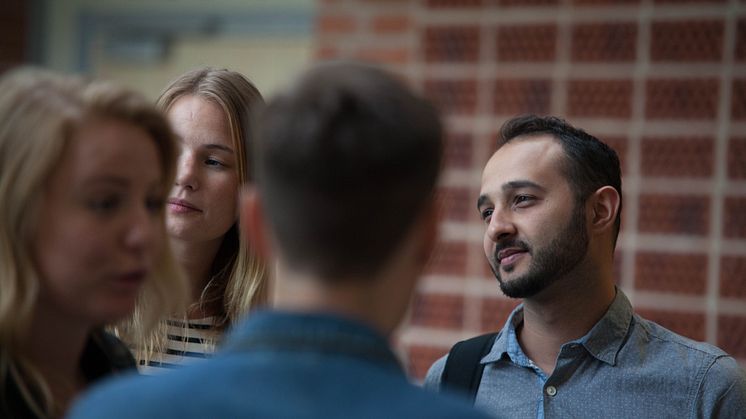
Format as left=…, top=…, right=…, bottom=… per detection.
left=128, top=67, right=268, bottom=372
left=0, top=68, right=187, bottom=418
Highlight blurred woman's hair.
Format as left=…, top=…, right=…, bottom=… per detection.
left=127, top=67, right=268, bottom=363
left=0, top=67, right=187, bottom=417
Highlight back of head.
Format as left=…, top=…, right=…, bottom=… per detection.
left=256, top=61, right=443, bottom=280
left=497, top=115, right=622, bottom=246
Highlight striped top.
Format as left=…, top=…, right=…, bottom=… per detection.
left=139, top=317, right=221, bottom=375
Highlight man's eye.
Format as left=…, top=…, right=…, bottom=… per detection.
left=514, top=195, right=534, bottom=206
left=480, top=208, right=493, bottom=221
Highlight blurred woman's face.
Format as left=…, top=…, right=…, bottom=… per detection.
left=33, top=117, right=166, bottom=326
left=165, top=95, right=239, bottom=244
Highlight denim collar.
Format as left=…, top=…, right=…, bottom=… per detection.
left=223, top=310, right=404, bottom=372
left=482, top=288, right=633, bottom=366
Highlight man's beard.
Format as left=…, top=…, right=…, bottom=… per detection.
left=488, top=202, right=589, bottom=299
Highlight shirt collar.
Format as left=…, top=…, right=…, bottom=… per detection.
left=580, top=288, right=633, bottom=365
left=479, top=288, right=633, bottom=366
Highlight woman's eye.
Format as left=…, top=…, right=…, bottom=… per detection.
left=146, top=196, right=165, bottom=213
left=89, top=196, right=120, bottom=213
left=205, top=158, right=224, bottom=167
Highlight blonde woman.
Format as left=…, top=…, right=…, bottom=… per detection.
left=131, top=67, right=268, bottom=372
left=0, top=68, right=187, bottom=418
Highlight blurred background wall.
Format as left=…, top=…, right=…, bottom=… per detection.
left=3, top=0, right=745, bottom=380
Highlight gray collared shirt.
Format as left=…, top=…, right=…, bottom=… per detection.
left=425, top=290, right=746, bottom=419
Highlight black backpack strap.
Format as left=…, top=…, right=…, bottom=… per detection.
left=440, top=332, right=498, bottom=404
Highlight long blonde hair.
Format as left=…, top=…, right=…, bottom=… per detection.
left=128, top=67, right=268, bottom=363
left=0, top=67, right=187, bottom=418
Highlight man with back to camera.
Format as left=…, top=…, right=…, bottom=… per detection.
left=67, top=61, right=491, bottom=419
left=425, top=115, right=746, bottom=418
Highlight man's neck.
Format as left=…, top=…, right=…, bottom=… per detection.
left=517, top=271, right=616, bottom=376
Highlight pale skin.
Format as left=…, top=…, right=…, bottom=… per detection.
left=478, top=135, right=620, bottom=374
left=240, top=188, right=439, bottom=337
left=29, top=118, right=164, bottom=412
left=166, top=95, right=240, bottom=316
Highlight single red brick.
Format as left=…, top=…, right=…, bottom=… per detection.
left=497, top=24, right=557, bottom=62
left=318, top=15, right=357, bottom=35
left=637, top=308, right=706, bottom=341
left=424, top=26, right=480, bottom=63
left=723, top=197, right=746, bottom=239
left=410, top=292, right=465, bottom=329
left=567, top=79, right=633, bottom=118
left=356, top=47, right=410, bottom=66
left=493, top=78, right=552, bottom=116
left=405, top=345, right=450, bottom=381
left=444, top=132, right=473, bottom=169
left=426, top=0, right=484, bottom=7
left=736, top=19, right=746, bottom=62
left=651, top=19, right=724, bottom=62
left=646, top=78, right=719, bottom=120
left=638, top=194, right=710, bottom=236
left=425, top=240, right=469, bottom=276
left=720, top=256, right=746, bottom=299
left=635, top=252, right=707, bottom=295
left=499, top=0, right=558, bottom=5
left=641, top=136, right=714, bottom=178
left=571, top=22, right=637, bottom=62
left=315, top=46, right=339, bottom=60
left=728, top=137, right=746, bottom=179
left=654, top=0, right=725, bottom=3
left=437, top=187, right=472, bottom=222
left=424, top=78, right=478, bottom=116
left=371, top=15, right=411, bottom=34
left=732, top=79, right=746, bottom=120
left=481, top=297, right=519, bottom=332
left=718, top=315, right=746, bottom=358
left=572, top=0, right=640, bottom=4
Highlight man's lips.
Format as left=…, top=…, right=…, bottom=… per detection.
left=497, top=247, right=528, bottom=265
left=167, top=198, right=201, bottom=213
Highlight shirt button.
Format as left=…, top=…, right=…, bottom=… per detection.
left=546, top=386, right=557, bottom=397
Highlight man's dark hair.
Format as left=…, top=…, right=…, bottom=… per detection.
left=497, top=115, right=623, bottom=247
left=255, top=62, right=443, bottom=280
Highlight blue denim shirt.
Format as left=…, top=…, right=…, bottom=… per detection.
left=425, top=290, right=746, bottom=419
left=69, top=310, right=490, bottom=419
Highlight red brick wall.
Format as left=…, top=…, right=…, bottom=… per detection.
left=315, top=0, right=746, bottom=379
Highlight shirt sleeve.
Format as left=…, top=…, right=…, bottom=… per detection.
left=423, top=354, right=448, bottom=391
left=693, top=354, right=746, bottom=418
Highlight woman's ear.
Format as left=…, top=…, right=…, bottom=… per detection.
left=240, top=186, right=270, bottom=261
left=589, top=186, right=620, bottom=235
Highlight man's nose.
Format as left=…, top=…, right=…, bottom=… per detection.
left=486, top=209, right=516, bottom=243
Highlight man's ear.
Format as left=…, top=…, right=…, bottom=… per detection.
left=589, top=186, right=620, bottom=235
left=240, top=186, right=271, bottom=261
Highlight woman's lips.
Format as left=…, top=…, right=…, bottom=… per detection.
left=114, top=269, right=147, bottom=291
left=167, top=198, right=201, bottom=213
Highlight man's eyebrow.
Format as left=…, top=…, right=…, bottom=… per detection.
left=502, top=180, right=546, bottom=192
left=477, top=194, right=490, bottom=210
left=477, top=180, right=547, bottom=210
